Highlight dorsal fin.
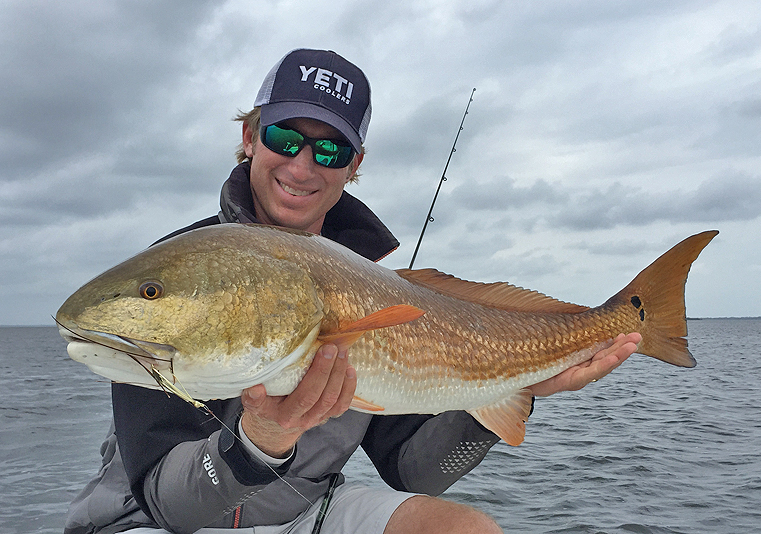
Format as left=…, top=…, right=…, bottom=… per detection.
left=395, top=268, right=589, bottom=314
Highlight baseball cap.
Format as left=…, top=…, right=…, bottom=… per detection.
left=254, top=49, right=371, bottom=153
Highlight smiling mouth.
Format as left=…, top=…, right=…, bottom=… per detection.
left=277, top=179, right=314, bottom=197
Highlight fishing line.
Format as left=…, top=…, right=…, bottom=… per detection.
left=53, top=318, right=315, bottom=507
left=148, top=367, right=316, bottom=506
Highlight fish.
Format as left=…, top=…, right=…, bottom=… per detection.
left=55, top=225, right=717, bottom=445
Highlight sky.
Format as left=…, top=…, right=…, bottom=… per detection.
left=2, top=0, right=760, bottom=325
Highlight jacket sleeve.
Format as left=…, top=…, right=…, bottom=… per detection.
left=361, top=411, right=501, bottom=496
left=112, top=383, right=293, bottom=534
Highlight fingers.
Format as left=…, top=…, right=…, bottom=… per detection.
left=296, top=346, right=350, bottom=422
left=594, top=332, right=641, bottom=368
left=280, top=344, right=354, bottom=425
left=328, top=365, right=357, bottom=418
left=241, top=344, right=356, bottom=430
left=309, top=346, right=356, bottom=421
left=239, top=344, right=356, bottom=457
left=241, top=383, right=268, bottom=412
left=529, top=332, right=642, bottom=397
left=583, top=332, right=641, bottom=383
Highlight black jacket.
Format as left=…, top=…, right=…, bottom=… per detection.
left=65, top=163, right=499, bottom=534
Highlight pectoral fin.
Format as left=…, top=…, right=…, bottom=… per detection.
left=468, top=389, right=534, bottom=446
left=318, top=304, right=425, bottom=351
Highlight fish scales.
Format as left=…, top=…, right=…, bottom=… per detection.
left=56, top=224, right=717, bottom=445
left=285, top=234, right=622, bottom=382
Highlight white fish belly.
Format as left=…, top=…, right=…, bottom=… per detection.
left=350, top=341, right=612, bottom=414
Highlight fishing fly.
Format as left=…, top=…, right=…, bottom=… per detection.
left=53, top=317, right=316, bottom=507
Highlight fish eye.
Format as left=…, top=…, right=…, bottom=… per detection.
left=139, top=281, right=164, bottom=300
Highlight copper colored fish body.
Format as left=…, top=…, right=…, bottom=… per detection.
left=56, top=225, right=718, bottom=445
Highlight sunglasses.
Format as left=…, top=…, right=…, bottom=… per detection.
left=259, top=123, right=356, bottom=169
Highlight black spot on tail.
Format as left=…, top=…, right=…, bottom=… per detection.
left=640, top=309, right=645, bottom=322
left=631, top=296, right=642, bottom=309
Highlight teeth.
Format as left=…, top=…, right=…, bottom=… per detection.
left=278, top=180, right=312, bottom=196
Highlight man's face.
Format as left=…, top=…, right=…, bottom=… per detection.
left=244, top=117, right=362, bottom=234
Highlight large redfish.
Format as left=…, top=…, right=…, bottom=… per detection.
left=56, top=225, right=717, bottom=445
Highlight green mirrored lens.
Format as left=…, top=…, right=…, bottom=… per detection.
left=262, top=124, right=354, bottom=168
left=267, top=126, right=303, bottom=155
left=314, top=140, right=353, bottom=168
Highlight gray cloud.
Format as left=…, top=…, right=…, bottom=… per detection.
left=705, top=23, right=761, bottom=64
left=553, top=172, right=761, bottom=230
left=1, top=0, right=760, bottom=323
left=451, top=177, right=569, bottom=211
left=422, top=172, right=761, bottom=234
left=0, top=1, right=219, bottom=175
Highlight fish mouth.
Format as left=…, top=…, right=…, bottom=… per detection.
left=55, top=318, right=176, bottom=372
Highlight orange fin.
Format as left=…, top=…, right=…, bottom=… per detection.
left=351, top=395, right=385, bottom=412
left=396, top=268, right=589, bottom=314
left=468, top=388, right=534, bottom=446
left=318, top=305, right=425, bottom=351
left=607, top=230, right=718, bottom=368
left=316, top=331, right=366, bottom=352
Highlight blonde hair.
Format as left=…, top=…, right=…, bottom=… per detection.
left=233, top=107, right=363, bottom=183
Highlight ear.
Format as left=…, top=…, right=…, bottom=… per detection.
left=242, top=122, right=256, bottom=159
left=347, top=152, right=364, bottom=182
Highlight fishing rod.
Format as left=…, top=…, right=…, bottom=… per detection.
left=408, top=87, right=476, bottom=269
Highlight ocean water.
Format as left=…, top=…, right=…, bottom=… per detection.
left=1, top=319, right=759, bottom=533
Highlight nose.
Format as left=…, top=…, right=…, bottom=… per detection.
left=284, top=145, right=318, bottom=180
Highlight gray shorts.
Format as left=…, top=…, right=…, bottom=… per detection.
left=125, top=483, right=416, bottom=534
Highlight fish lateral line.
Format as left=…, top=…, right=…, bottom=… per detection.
left=55, top=226, right=719, bottom=450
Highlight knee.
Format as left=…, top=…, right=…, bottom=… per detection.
left=386, top=495, right=502, bottom=534
left=460, top=507, right=502, bottom=534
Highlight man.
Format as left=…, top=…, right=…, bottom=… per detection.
left=65, top=48, right=640, bottom=534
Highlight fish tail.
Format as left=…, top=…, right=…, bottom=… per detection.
left=605, top=230, right=718, bottom=368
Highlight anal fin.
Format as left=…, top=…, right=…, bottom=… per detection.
left=468, top=388, right=534, bottom=446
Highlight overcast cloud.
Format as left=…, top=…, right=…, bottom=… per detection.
left=2, top=0, right=760, bottom=324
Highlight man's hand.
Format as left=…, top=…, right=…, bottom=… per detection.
left=529, top=332, right=642, bottom=397
left=240, top=344, right=357, bottom=457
